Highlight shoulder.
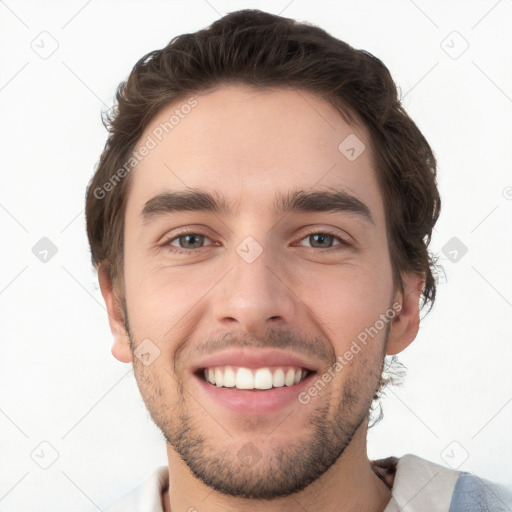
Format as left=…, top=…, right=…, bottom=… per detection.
left=450, top=472, right=512, bottom=512
left=103, top=466, right=169, bottom=512
left=375, top=454, right=512, bottom=512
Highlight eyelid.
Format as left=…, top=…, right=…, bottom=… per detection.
left=168, top=233, right=213, bottom=247
left=158, top=225, right=216, bottom=244
left=294, top=229, right=351, bottom=249
left=294, top=225, right=353, bottom=245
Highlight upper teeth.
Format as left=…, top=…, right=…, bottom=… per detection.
left=203, top=366, right=309, bottom=389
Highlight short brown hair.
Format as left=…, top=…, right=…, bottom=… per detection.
left=86, top=8, right=441, bottom=311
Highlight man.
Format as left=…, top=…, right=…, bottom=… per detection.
left=85, top=9, right=512, bottom=512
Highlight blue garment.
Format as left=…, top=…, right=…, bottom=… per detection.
left=449, top=473, right=512, bottom=512
left=377, top=454, right=511, bottom=512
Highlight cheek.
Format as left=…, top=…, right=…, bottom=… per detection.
left=298, top=259, right=393, bottom=342
left=123, top=260, right=214, bottom=344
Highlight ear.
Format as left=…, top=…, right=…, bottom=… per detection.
left=98, top=264, right=133, bottom=363
left=385, top=272, right=425, bottom=356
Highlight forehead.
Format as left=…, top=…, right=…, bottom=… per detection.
left=126, top=85, right=384, bottom=224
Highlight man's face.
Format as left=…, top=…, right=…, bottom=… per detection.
left=116, top=85, right=409, bottom=499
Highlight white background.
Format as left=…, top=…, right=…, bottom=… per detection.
left=0, top=0, right=511, bottom=510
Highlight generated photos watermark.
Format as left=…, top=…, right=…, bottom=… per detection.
left=298, top=302, right=402, bottom=404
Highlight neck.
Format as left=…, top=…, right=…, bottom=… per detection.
left=162, top=421, right=392, bottom=512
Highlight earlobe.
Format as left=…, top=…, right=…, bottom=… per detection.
left=385, top=272, right=424, bottom=356
left=98, top=263, right=133, bottom=364
left=111, top=338, right=132, bottom=363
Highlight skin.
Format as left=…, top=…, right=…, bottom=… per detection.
left=99, top=85, right=423, bottom=512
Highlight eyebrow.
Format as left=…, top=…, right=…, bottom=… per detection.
left=140, top=188, right=374, bottom=225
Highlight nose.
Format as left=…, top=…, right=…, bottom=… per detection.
left=210, top=242, right=296, bottom=334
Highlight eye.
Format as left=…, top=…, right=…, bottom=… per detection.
left=297, top=231, right=350, bottom=250
left=167, top=232, right=213, bottom=250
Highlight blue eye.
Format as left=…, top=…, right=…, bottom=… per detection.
left=170, top=233, right=208, bottom=249
left=298, top=231, right=348, bottom=250
left=306, top=233, right=336, bottom=248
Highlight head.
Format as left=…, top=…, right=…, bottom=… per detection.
left=86, top=9, right=440, bottom=500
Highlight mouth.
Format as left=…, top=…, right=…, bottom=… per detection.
left=192, top=365, right=318, bottom=414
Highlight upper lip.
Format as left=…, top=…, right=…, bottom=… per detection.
left=191, top=349, right=321, bottom=373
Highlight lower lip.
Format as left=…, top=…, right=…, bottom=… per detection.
left=193, top=372, right=317, bottom=414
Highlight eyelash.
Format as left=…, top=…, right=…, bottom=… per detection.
left=161, top=228, right=351, bottom=255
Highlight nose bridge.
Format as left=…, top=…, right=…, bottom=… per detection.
left=211, top=236, right=295, bottom=331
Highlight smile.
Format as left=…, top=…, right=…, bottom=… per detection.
left=194, top=366, right=317, bottom=414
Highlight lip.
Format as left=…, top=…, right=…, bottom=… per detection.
left=193, top=369, right=317, bottom=414
left=190, top=348, right=322, bottom=373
